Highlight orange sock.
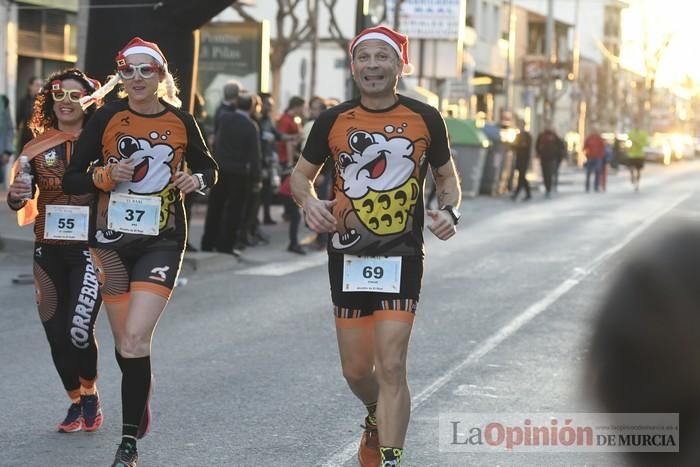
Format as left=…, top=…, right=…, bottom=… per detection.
left=79, top=377, right=97, bottom=396
left=68, top=388, right=81, bottom=404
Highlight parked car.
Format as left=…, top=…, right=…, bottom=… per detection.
left=644, top=133, right=672, bottom=165
left=667, top=133, right=695, bottom=160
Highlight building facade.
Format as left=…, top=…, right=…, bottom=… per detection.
left=1, top=0, right=79, bottom=124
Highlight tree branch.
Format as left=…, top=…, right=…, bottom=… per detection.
left=323, top=0, right=348, bottom=52
left=231, top=3, right=258, bottom=22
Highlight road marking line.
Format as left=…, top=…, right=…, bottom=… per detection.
left=319, top=192, right=691, bottom=467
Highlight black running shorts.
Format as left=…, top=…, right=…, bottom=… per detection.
left=328, top=253, right=423, bottom=323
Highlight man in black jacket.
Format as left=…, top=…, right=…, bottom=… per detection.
left=201, top=90, right=261, bottom=254
left=511, top=119, right=532, bottom=201
left=535, top=125, right=560, bottom=198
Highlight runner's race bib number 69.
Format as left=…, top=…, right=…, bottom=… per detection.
left=108, top=192, right=161, bottom=236
left=343, top=256, right=402, bottom=292
left=44, top=205, right=89, bottom=240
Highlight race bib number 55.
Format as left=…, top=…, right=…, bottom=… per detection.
left=108, top=192, right=161, bottom=236
left=343, top=256, right=402, bottom=293
left=44, top=205, right=89, bottom=240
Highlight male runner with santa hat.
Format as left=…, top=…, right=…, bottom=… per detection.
left=292, top=25, right=462, bottom=466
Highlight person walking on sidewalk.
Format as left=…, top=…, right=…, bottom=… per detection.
left=626, top=128, right=648, bottom=192
left=535, top=125, right=560, bottom=198
left=510, top=119, right=532, bottom=201
left=63, top=37, right=218, bottom=467
left=291, top=25, right=461, bottom=467
left=583, top=129, right=606, bottom=193
left=6, top=69, right=105, bottom=435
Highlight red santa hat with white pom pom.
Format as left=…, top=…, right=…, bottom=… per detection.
left=349, top=25, right=414, bottom=75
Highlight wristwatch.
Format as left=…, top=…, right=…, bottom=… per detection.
left=440, top=205, right=461, bottom=225
left=193, top=173, right=206, bottom=190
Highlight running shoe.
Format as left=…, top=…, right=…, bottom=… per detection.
left=358, top=416, right=380, bottom=467
left=111, top=440, right=138, bottom=467
left=80, top=391, right=103, bottom=432
left=57, top=403, right=82, bottom=433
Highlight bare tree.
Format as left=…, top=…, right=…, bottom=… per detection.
left=323, top=0, right=349, bottom=52
left=232, top=0, right=314, bottom=105
left=307, top=0, right=320, bottom=100
left=636, top=1, right=673, bottom=129
left=641, top=31, right=673, bottom=129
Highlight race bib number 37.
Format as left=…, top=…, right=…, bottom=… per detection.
left=108, top=192, right=161, bottom=236
left=44, top=205, right=89, bottom=240
left=343, top=256, right=402, bottom=293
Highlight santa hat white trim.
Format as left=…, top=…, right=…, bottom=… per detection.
left=122, top=46, right=165, bottom=66
left=351, top=32, right=402, bottom=57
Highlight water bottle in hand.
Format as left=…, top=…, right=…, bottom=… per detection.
left=17, top=155, right=34, bottom=200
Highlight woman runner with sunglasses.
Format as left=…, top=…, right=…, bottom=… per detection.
left=6, top=69, right=105, bottom=434
left=63, top=37, right=218, bottom=467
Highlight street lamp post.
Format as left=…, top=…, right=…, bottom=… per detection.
left=543, top=0, right=554, bottom=127
left=355, top=0, right=368, bottom=36
left=504, top=0, right=514, bottom=113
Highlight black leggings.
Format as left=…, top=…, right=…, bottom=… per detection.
left=33, top=242, right=102, bottom=393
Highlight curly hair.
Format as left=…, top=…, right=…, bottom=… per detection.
left=29, top=68, right=101, bottom=136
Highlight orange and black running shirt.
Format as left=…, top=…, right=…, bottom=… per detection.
left=302, top=95, right=451, bottom=257
left=63, top=99, right=218, bottom=249
left=9, top=130, right=91, bottom=244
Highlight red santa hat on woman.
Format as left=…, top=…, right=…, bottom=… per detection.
left=115, top=37, right=167, bottom=70
left=349, top=25, right=414, bottom=75
left=80, top=36, right=181, bottom=109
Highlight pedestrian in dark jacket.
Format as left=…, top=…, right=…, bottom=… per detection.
left=201, top=90, right=261, bottom=254
left=511, top=119, right=532, bottom=201
left=535, top=126, right=560, bottom=197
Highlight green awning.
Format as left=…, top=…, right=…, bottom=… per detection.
left=444, top=118, right=489, bottom=147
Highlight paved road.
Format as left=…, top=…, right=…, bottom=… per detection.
left=0, top=161, right=694, bottom=466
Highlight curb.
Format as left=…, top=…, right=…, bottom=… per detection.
left=0, top=234, right=34, bottom=254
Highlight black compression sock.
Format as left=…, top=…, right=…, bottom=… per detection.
left=119, top=353, right=151, bottom=439
left=115, top=347, right=126, bottom=371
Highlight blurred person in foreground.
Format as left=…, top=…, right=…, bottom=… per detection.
left=588, top=223, right=700, bottom=467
